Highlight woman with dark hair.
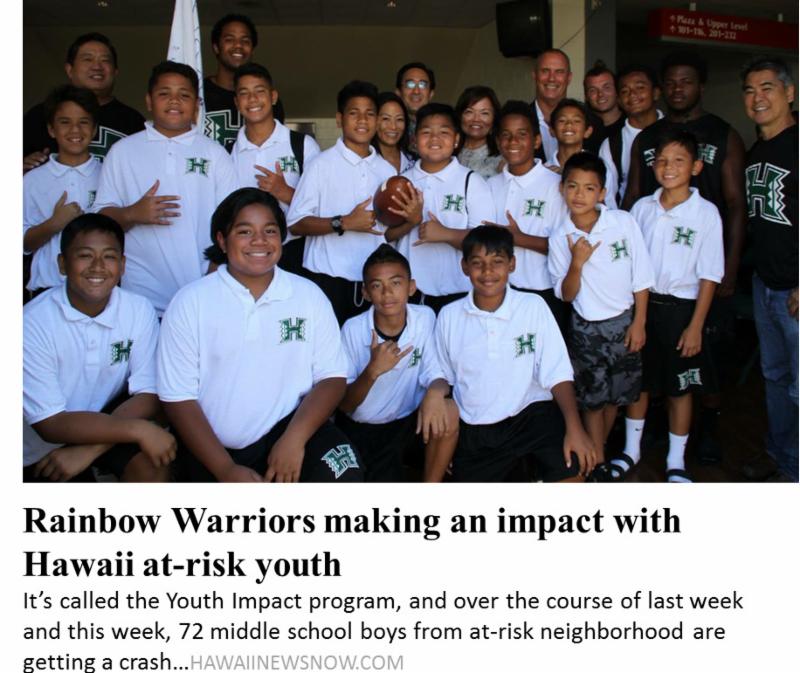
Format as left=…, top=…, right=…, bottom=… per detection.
left=372, top=91, right=413, bottom=174
left=455, top=85, right=504, bottom=178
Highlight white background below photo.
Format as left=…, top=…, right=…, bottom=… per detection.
left=7, top=485, right=799, bottom=673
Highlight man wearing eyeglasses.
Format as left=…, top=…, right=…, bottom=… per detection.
left=395, top=62, right=436, bottom=155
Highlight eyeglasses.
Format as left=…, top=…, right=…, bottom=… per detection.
left=403, top=80, right=430, bottom=90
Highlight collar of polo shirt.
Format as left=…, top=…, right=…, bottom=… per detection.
left=55, top=283, right=119, bottom=327
left=412, top=156, right=460, bottom=181
left=651, top=186, right=700, bottom=217
left=367, top=303, right=414, bottom=342
left=464, top=286, right=514, bottom=319
left=565, top=203, right=613, bottom=235
left=144, top=120, right=197, bottom=145
left=217, top=264, right=293, bottom=305
left=46, top=154, right=97, bottom=178
left=236, top=119, right=288, bottom=152
left=335, top=137, right=378, bottom=166
left=502, top=157, right=548, bottom=185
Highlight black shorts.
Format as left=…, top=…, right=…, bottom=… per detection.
left=305, top=270, right=368, bottom=326
left=336, top=412, right=422, bottom=482
left=22, top=393, right=140, bottom=482
left=177, top=410, right=365, bottom=483
left=642, top=293, right=719, bottom=397
left=453, top=401, right=579, bottom=482
left=569, top=309, right=642, bottom=410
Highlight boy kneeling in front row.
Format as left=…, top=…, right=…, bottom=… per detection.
left=157, top=188, right=364, bottom=483
left=23, top=214, right=175, bottom=482
left=429, top=225, right=595, bottom=482
left=338, top=244, right=459, bottom=482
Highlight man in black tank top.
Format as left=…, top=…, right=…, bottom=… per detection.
left=623, top=51, right=747, bottom=464
left=741, top=57, right=798, bottom=482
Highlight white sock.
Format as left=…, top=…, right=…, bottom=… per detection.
left=667, top=432, right=688, bottom=471
left=623, top=417, right=645, bottom=463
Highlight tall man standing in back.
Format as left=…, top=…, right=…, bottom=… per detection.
left=531, top=49, right=571, bottom=164
left=204, top=13, right=285, bottom=152
left=741, top=57, right=798, bottom=482
left=23, top=33, right=144, bottom=172
left=623, top=51, right=747, bottom=463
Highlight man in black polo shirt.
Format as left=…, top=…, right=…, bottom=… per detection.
left=23, top=32, right=144, bottom=172
left=623, top=50, right=747, bottom=463
left=741, top=56, right=798, bottom=482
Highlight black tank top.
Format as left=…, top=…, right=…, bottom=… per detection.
left=633, top=113, right=730, bottom=218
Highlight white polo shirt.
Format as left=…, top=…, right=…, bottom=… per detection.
left=434, top=287, right=573, bottom=425
left=546, top=152, right=619, bottom=209
left=631, top=188, right=724, bottom=299
left=157, top=265, right=347, bottom=449
left=341, top=304, right=438, bottom=424
left=535, top=100, right=558, bottom=165
left=598, top=110, right=663, bottom=202
left=231, top=121, right=321, bottom=214
left=23, top=284, right=159, bottom=466
left=23, top=155, right=101, bottom=291
left=488, top=160, right=566, bottom=291
left=286, top=138, right=395, bottom=281
left=94, top=122, right=238, bottom=313
left=398, top=158, right=494, bottom=296
left=548, top=206, right=655, bottom=321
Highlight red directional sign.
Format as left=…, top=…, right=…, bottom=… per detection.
left=648, top=8, right=797, bottom=51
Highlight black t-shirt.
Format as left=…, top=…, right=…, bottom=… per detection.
left=631, top=113, right=731, bottom=217
left=746, top=124, right=798, bottom=290
left=23, top=98, right=145, bottom=161
left=203, top=76, right=286, bottom=153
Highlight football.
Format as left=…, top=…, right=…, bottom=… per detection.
left=373, top=175, right=413, bottom=228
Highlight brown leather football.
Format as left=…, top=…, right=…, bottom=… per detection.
left=373, top=175, right=413, bottom=228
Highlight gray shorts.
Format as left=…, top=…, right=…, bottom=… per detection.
left=569, top=309, right=642, bottom=411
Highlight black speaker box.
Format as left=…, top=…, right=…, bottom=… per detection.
left=496, top=0, right=552, bottom=58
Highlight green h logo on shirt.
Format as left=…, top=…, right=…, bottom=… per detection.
left=321, top=444, right=359, bottom=479
left=698, top=143, right=718, bottom=165
left=677, top=368, right=702, bottom=391
left=442, top=194, right=465, bottom=213
left=277, top=156, right=300, bottom=173
left=745, top=163, right=792, bottom=226
left=279, top=318, right=306, bottom=342
left=514, top=333, right=536, bottom=357
left=186, top=157, right=210, bottom=176
left=672, top=226, right=696, bottom=247
left=609, top=238, right=630, bottom=261
left=110, top=340, right=133, bottom=365
left=523, top=199, right=545, bottom=217
left=409, top=348, right=422, bottom=367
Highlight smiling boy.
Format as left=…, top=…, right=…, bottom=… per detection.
left=338, top=245, right=458, bottom=482
left=95, top=61, right=237, bottom=314
left=24, top=85, right=101, bottom=295
left=24, top=214, right=175, bottom=482
left=486, top=100, right=568, bottom=331
left=287, top=81, right=395, bottom=325
left=627, top=130, right=724, bottom=482
left=386, top=103, right=494, bottom=314
left=158, top=188, right=363, bottom=483
left=429, top=225, right=594, bottom=482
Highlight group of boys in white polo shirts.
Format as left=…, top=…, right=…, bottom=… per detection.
left=23, top=57, right=725, bottom=484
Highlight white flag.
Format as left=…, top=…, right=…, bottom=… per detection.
left=167, top=0, right=206, bottom=128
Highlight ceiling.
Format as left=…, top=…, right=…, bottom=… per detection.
left=23, top=0, right=799, bottom=27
